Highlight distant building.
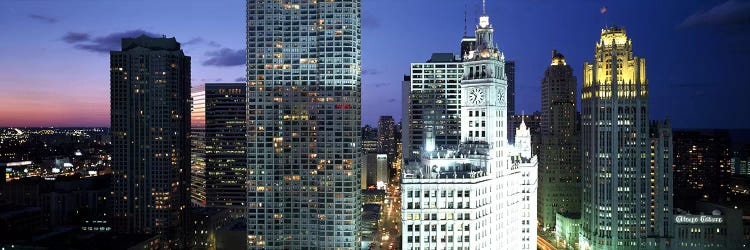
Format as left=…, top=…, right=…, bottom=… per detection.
left=190, top=208, right=232, bottom=250
left=110, top=35, right=191, bottom=248
left=403, top=53, right=463, bottom=159
left=377, top=116, right=398, bottom=157
left=673, top=130, right=732, bottom=206
left=505, top=60, right=516, bottom=143
left=191, top=86, right=207, bottom=207
left=215, top=218, right=246, bottom=250
left=362, top=153, right=388, bottom=190
left=192, top=83, right=246, bottom=214
left=538, top=50, right=580, bottom=231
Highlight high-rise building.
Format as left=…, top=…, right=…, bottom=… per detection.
left=538, top=50, right=580, bottom=231
left=505, top=60, right=516, bottom=143
left=672, top=129, right=732, bottom=206
left=110, top=35, right=191, bottom=248
left=361, top=153, right=388, bottom=190
left=648, top=120, right=674, bottom=241
left=402, top=53, right=463, bottom=159
left=377, top=115, right=397, bottom=156
left=579, top=27, right=672, bottom=249
left=191, top=86, right=207, bottom=207
left=245, top=1, right=362, bottom=249
left=192, top=83, right=247, bottom=214
left=401, top=11, right=537, bottom=250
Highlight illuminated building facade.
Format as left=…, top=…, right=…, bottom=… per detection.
left=110, top=35, right=191, bottom=248
left=203, top=83, right=247, bottom=213
left=191, top=86, right=207, bottom=207
left=245, top=1, right=362, bottom=249
left=403, top=53, right=464, bottom=159
left=401, top=12, right=537, bottom=250
left=579, top=27, right=672, bottom=249
left=539, top=50, right=581, bottom=231
left=377, top=115, right=397, bottom=156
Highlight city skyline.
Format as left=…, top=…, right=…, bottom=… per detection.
left=1, top=0, right=749, bottom=128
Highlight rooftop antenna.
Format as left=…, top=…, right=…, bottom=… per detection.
left=464, top=4, right=468, bottom=36
left=482, top=0, right=486, bottom=15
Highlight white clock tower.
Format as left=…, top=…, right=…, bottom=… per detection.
left=401, top=3, right=538, bottom=249
left=460, top=12, right=508, bottom=152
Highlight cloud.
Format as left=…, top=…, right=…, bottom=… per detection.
left=362, top=11, right=380, bottom=29
left=365, top=81, right=390, bottom=88
left=203, top=48, right=245, bottom=67
left=183, top=37, right=221, bottom=47
left=183, top=37, right=205, bottom=45
left=679, top=0, right=750, bottom=31
left=362, top=68, right=380, bottom=75
left=208, top=41, right=221, bottom=47
left=235, top=77, right=247, bottom=82
left=28, top=14, right=57, bottom=23
left=63, top=29, right=162, bottom=53
left=62, top=32, right=90, bottom=43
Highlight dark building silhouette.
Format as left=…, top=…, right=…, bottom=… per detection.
left=538, top=51, right=580, bottom=231
left=673, top=129, right=732, bottom=207
left=191, top=83, right=246, bottom=215
left=110, top=35, right=191, bottom=248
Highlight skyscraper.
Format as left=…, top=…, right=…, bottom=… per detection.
left=538, top=50, right=580, bottom=231
left=579, top=27, right=672, bottom=249
left=110, top=35, right=191, bottom=248
left=401, top=10, right=537, bottom=250
left=402, top=53, right=463, bottom=159
left=191, top=86, right=207, bottom=207
left=245, top=1, right=361, bottom=249
left=377, top=115, right=397, bottom=157
left=505, top=60, right=516, bottom=143
left=192, top=83, right=247, bottom=214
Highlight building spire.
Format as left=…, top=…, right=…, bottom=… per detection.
left=482, top=0, right=486, bottom=15
left=464, top=4, right=468, bottom=36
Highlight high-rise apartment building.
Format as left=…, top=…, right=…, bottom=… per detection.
left=245, top=1, right=362, bottom=249
left=401, top=11, right=537, bottom=250
left=579, top=27, right=672, bottom=249
left=402, top=53, right=463, bottom=159
left=192, top=83, right=247, bottom=214
left=110, top=35, right=191, bottom=248
left=538, top=50, right=580, bottom=231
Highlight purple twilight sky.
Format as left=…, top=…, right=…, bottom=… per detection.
left=0, top=0, right=748, bottom=128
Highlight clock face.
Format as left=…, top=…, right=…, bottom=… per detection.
left=498, top=91, right=506, bottom=105
left=468, top=88, right=485, bottom=105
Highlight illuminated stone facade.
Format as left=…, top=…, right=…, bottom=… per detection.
left=401, top=13, right=537, bottom=250
left=579, top=27, right=672, bottom=249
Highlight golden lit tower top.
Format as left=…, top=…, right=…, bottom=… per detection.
left=582, top=26, right=647, bottom=100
